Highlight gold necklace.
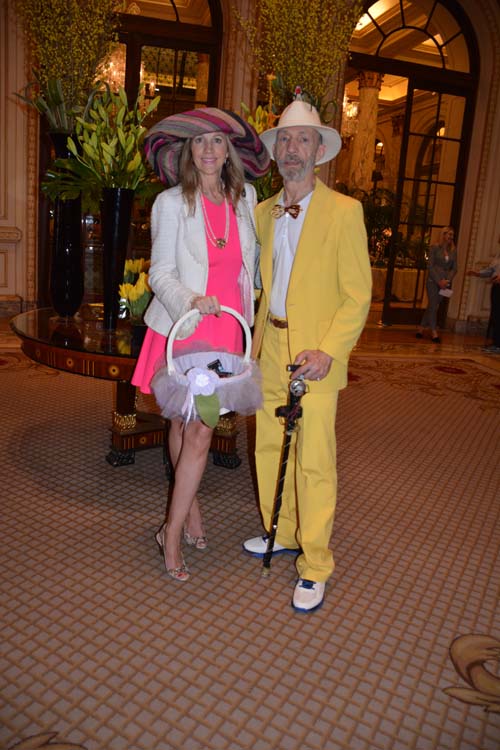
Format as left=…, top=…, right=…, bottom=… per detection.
left=201, top=195, right=230, bottom=249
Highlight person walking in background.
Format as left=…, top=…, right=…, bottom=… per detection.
left=416, top=226, right=457, bottom=343
left=466, top=238, right=500, bottom=353
left=132, top=108, right=269, bottom=581
left=242, top=99, right=372, bottom=613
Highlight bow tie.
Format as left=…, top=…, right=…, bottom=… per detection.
left=271, top=204, right=302, bottom=219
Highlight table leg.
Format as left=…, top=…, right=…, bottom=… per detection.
left=211, top=412, right=241, bottom=469
left=106, top=383, right=241, bottom=469
left=106, top=380, right=166, bottom=466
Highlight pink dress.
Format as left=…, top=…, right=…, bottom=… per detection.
left=131, top=196, right=244, bottom=395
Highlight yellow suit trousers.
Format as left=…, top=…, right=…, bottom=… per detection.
left=255, top=322, right=339, bottom=582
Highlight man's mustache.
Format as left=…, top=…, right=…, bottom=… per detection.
left=278, top=157, right=303, bottom=165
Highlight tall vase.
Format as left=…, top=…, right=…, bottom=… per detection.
left=101, top=187, right=135, bottom=330
left=49, top=133, right=84, bottom=317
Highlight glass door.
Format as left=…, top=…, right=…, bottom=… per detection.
left=381, top=84, right=469, bottom=325
left=141, top=46, right=211, bottom=121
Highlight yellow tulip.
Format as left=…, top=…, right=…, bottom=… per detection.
left=119, top=282, right=134, bottom=300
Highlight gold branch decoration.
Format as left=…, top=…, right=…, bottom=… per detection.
left=234, top=0, right=363, bottom=112
left=15, top=0, right=121, bottom=132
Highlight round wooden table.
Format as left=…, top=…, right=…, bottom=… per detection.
left=11, top=307, right=241, bottom=469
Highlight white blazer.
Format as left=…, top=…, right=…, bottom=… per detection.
left=144, top=183, right=258, bottom=339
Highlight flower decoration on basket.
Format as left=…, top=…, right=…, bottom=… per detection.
left=119, top=258, right=152, bottom=321
left=186, top=367, right=221, bottom=428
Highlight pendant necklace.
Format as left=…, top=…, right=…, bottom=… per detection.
left=201, top=194, right=229, bottom=249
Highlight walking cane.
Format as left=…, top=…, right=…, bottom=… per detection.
left=262, top=368, right=307, bottom=576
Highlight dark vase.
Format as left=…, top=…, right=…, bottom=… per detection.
left=101, top=187, right=135, bottom=330
left=131, top=321, right=147, bottom=356
left=49, top=133, right=84, bottom=317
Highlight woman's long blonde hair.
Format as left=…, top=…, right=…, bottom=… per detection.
left=441, top=226, right=456, bottom=251
left=178, top=135, right=246, bottom=214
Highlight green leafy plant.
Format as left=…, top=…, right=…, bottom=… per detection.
left=17, top=75, right=77, bottom=133
left=234, top=0, right=363, bottom=109
left=42, top=85, right=162, bottom=212
left=15, top=0, right=120, bottom=133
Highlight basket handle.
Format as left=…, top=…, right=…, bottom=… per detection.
left=166, top=305, right=252, bottom=375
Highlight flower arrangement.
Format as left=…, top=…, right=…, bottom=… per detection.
left=240, top=97, right=282, bottom=201
left=42, top=85, right=161, bottom=212
left=15, top=0, right=119, bottom=133
left=241, top=103, right=278, bottom=135
left=234, top=0, right=363, bottom=111
left=119, top=258, right=152, bottom=321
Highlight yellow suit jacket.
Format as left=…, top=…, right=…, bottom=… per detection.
left=252, top=179, right=372, bottom=390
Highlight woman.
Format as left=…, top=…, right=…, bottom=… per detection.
left=417, top=226, right=457, bottom=343
left=132, top=108, right=269, bottom=581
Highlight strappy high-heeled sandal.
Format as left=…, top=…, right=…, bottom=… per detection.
left=155, top=526, right=190, bottom=581
left=183, top=529, right=208, bottom=550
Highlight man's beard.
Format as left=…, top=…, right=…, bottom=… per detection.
left=276, top=154, right=316, bottom=182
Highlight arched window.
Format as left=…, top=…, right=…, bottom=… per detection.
left=341, top=0, right=478, bottom=325
left=352, top=0, right=474, bottom=73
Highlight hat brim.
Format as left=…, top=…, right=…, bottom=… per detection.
left=260, top=124, right=342, bottom=164
left=144, top=108, right=271, bottom=186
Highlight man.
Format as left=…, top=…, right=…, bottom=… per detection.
left=466, top=238, right=500, bottom=354
left=243, top=99, right=372, bottom=612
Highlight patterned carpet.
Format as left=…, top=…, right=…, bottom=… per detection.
left=1, top=339, right=499, bottom=750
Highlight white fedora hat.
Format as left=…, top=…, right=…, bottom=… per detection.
left=260, top=100, right=342, bottom=164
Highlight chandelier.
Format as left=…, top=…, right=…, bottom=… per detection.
left=341, top=95, right=359, bottom=138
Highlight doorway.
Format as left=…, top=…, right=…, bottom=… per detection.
left=338, top=0, right=479, bottom=325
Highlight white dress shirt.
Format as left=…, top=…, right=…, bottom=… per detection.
left=270, top=191, right=313, bottom=318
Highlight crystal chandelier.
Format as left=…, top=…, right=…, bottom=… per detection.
left=341, top=95, right=359, bottom=138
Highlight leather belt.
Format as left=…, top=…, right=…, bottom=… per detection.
left=268, top=314, right=288, bottom=329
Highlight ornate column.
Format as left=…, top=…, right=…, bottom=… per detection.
left=220, top=0, right=257, bottom=111
left=349, top=71, right=384, bottom=192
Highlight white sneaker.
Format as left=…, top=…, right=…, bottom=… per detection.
left=242, top=535, right=298, bottom=557
left=292, top=579, right=325, bottom=612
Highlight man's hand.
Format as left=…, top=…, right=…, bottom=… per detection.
left=293, top=350, right=333, bottom=381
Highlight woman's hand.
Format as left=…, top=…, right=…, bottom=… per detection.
left=438, top=278, right=450, bottom=289
left=190, top=295, right=221, bottom=316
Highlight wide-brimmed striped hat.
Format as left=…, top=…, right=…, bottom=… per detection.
left=144, top=107, right=271, bottom=186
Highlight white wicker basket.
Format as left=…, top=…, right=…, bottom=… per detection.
left=151, top=305, right=262, bottom=422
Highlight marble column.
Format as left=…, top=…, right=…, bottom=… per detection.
left=349, top=71, right=384, bottom=193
